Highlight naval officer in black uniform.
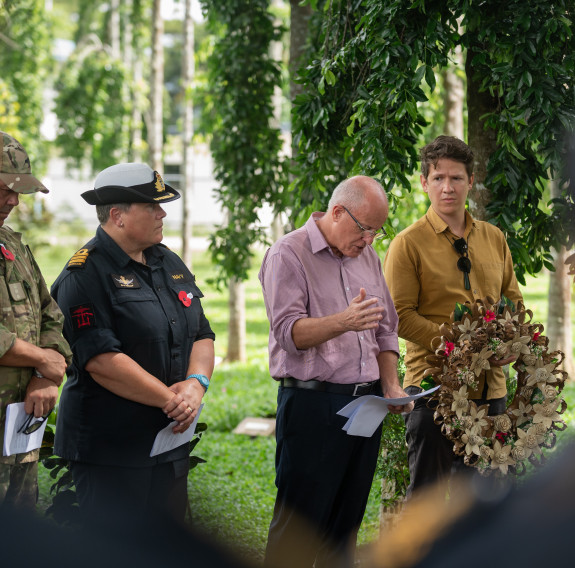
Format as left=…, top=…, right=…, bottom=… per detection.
left=51, top=163, right=215, bottom=521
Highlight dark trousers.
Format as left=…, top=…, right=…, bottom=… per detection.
left=404, top=385, right=506, bottom=498
left=264, top=385, right=383, bottom=568
left=70, top=459, right=189, bottom=522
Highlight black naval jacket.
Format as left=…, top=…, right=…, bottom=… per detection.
left=51, top=226, right=215, bottom=467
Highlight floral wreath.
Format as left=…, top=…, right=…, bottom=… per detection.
left=424, top=296, right=569, bottom=476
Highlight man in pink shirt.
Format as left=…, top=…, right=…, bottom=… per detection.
left=259, top=176, right=413, bottom=568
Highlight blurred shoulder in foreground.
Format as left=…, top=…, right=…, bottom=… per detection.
left=366, top=440, right=575, bottom=568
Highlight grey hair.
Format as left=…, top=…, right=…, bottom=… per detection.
left=96, top=202, right=131, bottom=225
left=327, top=176, right=385, bottom=212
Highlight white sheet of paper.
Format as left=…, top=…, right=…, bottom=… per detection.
left=150, top=403, right=204, bottom=457
left=337, top=386, right=440, bottom=437
left=3, top=402, right=50, bottom=457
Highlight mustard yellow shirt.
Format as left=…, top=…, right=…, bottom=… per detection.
left=383, top=206, right=523, bottom=399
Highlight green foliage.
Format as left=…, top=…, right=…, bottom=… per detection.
left=8, top=196, right=54, bottom=249
left=0, top=0, right=54, bottom=170
left=454, top=301, right=472, bottom=322
left=291, top=0, right=575, bottom=281
left=205, top=359, right=277, bottom=432
left=378, top=345, right=409, bottom=506
left=38, top=410, right=79, bottom=525
left=0, top=0, right=58, bottom=245
left=462, top=0, right=575, bottom=283
left=377, top=341, right=409, bottom=507
left=54, top=39, right=131, bottom=173
left=73, top=0, right=104, bottom=45
left=199, top=0, right=287, bottom=287
left=188, top=431, right=277, bottom=562
left=378, top=413, right=410, bottom=506
left=0, top=79, right=21, bottom=135
left=50, top=0, right=156, bottom=172
left=290, top=0, right=459, bottom=218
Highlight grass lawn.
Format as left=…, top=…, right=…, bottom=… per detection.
left=34, top=242, right=575, bottom=566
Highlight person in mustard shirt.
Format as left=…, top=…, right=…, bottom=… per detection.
left=383, top=135, right=523, bottom=497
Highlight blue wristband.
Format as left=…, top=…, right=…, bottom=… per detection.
left=186, top=373, right=209, bottom=392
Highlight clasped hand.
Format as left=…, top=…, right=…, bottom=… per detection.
left=162, top=380, right=205, bottom=433
left=36, top=348, right=67, bottom=386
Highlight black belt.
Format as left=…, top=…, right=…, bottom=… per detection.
left=279, top=377, right=379, bottom=397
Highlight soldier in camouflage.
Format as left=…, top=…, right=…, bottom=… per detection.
left=0, top=131, right=71, bottom=510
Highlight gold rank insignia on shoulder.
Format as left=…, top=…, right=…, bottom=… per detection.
left=111, top=273, right=141, bottom=289
left=66, top=245, right=95, bottom=269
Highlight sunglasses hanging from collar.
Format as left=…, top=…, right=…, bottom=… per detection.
left=445, top=234, right=471, bottom=290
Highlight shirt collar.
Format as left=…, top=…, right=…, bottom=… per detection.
left=305, top=212, right=332, bottom=255
left=425, top=205, right=476, bottom=237
left=95, top=225, right=163, bottom=268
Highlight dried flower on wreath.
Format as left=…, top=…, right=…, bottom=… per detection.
left=423, top=296, right=569, bottom=476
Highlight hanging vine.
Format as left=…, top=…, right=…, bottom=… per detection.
left=199, top=0, right=287, bottom=287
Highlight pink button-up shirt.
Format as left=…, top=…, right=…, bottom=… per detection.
left=258, top=212, right=399, bottom=384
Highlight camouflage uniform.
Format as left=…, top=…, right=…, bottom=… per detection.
left=0, top=226, right=72, bottom=508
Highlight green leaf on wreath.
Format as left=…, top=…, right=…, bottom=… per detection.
left=498, top=295, right=516, bottom=314
left=454, top=302, right=472, bottom=321
left=420, top=376, right=436, bottom=390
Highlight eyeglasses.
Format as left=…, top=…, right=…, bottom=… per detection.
left=341, top=206, right=387, bottom=240
left=452, top=237, right=471, bottom=290
left=17, top=410, right=52, bottom=435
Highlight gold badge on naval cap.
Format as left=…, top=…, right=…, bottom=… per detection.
left=154, top=171, right=166, bottom=193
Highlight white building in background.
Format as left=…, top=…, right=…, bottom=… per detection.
left=40, top=143, right=277, bottom=253
left=41, top=143, right=225, bottom=232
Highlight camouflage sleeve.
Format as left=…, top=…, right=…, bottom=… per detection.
left=0, top=257, right=17, bottom=358
left=27, top=246, right=72, bottom=365
left=0, top=322, right=17, bottom=359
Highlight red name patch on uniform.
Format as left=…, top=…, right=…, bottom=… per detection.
left=70, top=303, right=96, bottom=329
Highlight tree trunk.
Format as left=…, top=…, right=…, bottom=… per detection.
left=289, top=0, right=312, bottom=162
left=465, top=46, right=497, bottom=222
left=122, top=0, right=133, bottom=68
left=271, top=215, right=284, bottom=242
left=181, top=0, right=195, bottom=268
left=108, top=0, right=121, bottom=60
left=149, top=0, right=164, bottom=171
left=442, top=46, right=464, bottom=140
left=123, top=0, right=143, bottom=162
left=379, top=478, right=404, bottom=533
left=547, top=179, right=574, bottom=378
left=227, top=277, right=246, bottom=363
left=130, top=57, right=144, bottom=163
left=270, top=0, right=286, bottom=243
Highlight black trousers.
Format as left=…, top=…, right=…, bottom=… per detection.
left=264, top=385, right=383, bottom=568
left=70, top=459, right=189, bottom=523
left=404, top=385, right=506, bottom=498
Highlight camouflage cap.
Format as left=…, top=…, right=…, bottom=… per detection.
left=0, top=131, right=49, bottom=194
